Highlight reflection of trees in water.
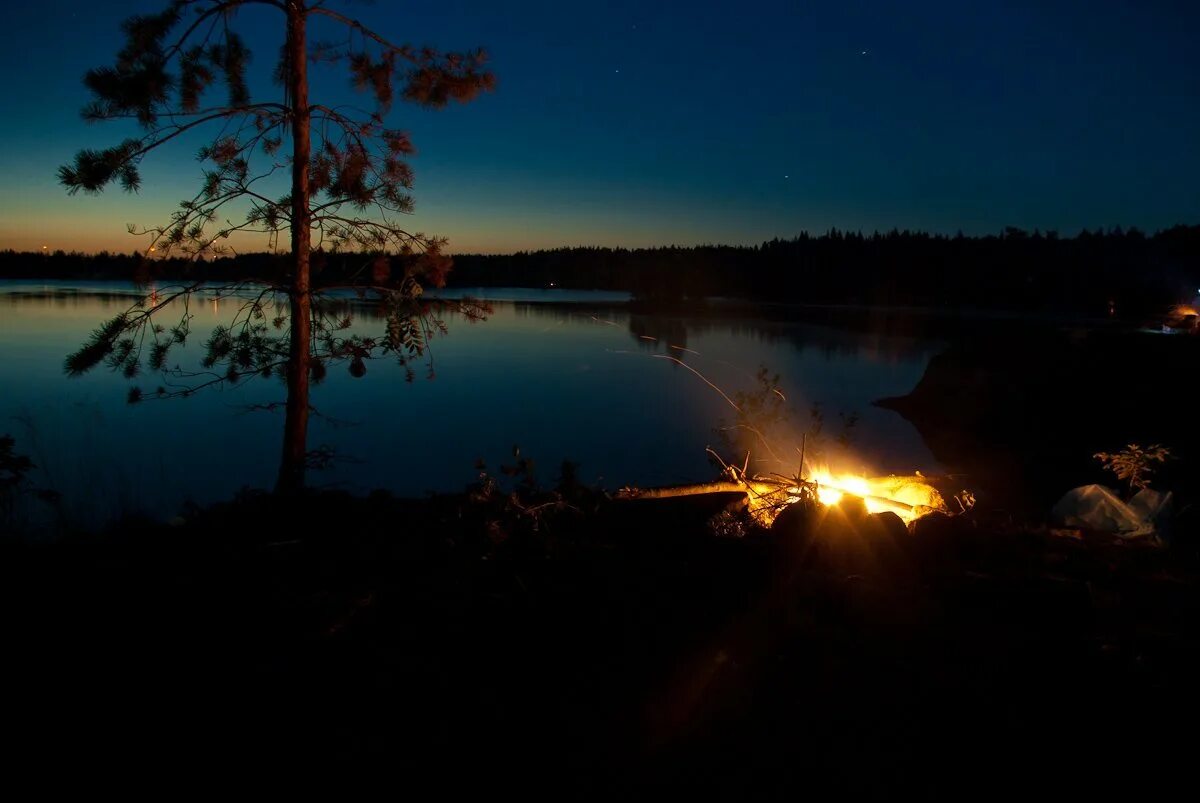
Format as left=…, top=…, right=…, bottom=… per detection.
left=8, top=290, right=940, bottom=366
left=509, top=301, right=940, bottom=365
left=510, top=302, right=609, bottom=325
left=628, top=315, right=690, bottom=357
left=318, top=295, right=484, bottom=329
left=696, top=320, right=938, bottom=365
left=1, top=290, right=147, bottom=308
left=3, top=287, right=485, bottom=330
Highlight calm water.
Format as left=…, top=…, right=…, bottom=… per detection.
left=0, top=281, right=942, bottom=525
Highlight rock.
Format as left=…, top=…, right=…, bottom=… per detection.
left=869, top=511, right=908, bottom=542
left=771, top=500, right=819, bottom=554
left=774, top=501, right=921, bottom=579
left=906, top=511, right=972, bottom=570
left=908, top=511, right=960, bottom=541
left=835, top=494, right=869, bottom=520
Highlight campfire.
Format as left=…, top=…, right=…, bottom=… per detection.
left=609, top=345, right=957, bottom=529
left=618, top=465, right=950, bottom=528
left=803, top=470, right=947, bottom=524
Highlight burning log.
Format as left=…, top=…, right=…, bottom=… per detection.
left=616, top=481, right=777, bottom=500
left=619, top=479, right=915, bottom=512
left=617, top=472, right=945, bottom=527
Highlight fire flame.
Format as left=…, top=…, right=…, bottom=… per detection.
left=809, top=471, right=873, bottom=507
left=805, top=470, right=945, bottom=524
left=742, top=469, right=946, bottom=527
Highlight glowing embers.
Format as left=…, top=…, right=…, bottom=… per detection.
left=805, top=471, right=946, bottom=524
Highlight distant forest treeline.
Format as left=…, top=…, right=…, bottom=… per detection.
left=3, top=225, right=1198, bottom=316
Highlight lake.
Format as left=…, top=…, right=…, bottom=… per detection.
left=0, top=281, right=942, bottom=526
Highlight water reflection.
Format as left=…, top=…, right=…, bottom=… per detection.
left=0, top=282, right=942, bottom=525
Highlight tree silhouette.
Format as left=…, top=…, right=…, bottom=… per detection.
left=59, top=0, right=494, bottom=492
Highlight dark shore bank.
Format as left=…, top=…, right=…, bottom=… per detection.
left=4, top=480, right=1198, bottom=792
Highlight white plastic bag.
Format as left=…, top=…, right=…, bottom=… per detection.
left=1051, top=484, right=1169, bottom=538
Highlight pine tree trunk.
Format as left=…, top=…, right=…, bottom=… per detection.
left=277, top=1, right=312, bottom=494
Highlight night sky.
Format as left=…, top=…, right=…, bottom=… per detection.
left=1, top=0, right=1198, bottom=254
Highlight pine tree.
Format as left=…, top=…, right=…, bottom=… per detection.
left=59, top=0, right=494, bottom=492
